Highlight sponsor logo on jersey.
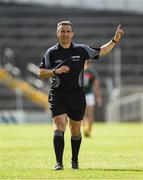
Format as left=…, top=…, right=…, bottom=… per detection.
left=55, top=59, right=62, bottom=63
left=71, top=56, right=80, bottom=62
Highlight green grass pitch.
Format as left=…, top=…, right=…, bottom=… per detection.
left=0, top=123, right=143, bottom=179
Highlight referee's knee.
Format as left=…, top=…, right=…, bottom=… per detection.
left=70, top=128, right=81, bottom=136
left=54, top=124, right=65, bottom=131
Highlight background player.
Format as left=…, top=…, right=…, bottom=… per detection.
left=83, top=61, right=102, bottom=137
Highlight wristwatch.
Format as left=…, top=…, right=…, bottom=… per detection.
left=112, top=38, right=118, bottom=44
left=52, top=68, right=57, bottom=76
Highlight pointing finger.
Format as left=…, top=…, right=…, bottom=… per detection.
left=117, top=24, right=122, bottom=30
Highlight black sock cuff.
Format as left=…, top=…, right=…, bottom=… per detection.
left=54, top=130, right=64, bottom=137
left=71, top=133, right=82, bottom=140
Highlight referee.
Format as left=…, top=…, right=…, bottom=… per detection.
left=38, top=21, right=124, bottom=170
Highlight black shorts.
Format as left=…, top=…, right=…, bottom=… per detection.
left=48, top=88, right=86, bottom=121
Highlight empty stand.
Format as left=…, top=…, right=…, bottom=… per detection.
left=0, top=1, right=143, bottom=112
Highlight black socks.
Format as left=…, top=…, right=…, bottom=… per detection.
left=53, top=130, right=64, bottom=163
left=71, top=133, right=82, bottom=162
left=53, top=130, right=82, bottom=164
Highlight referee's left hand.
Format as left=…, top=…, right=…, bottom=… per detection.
left=114, top=24, right=124, bottom=43
left=55, top=65, right=70, bottom=74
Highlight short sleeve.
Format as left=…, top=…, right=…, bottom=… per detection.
left=39, top=57, right=46, bottom=68
left=92, top=68, right=99, bottom=79
left=87, top=47, right=100, bottom=59
left=81, top=44, right=100, bottom=60
left=39, top=50, right=51, bottom=69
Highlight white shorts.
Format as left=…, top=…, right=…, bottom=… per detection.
left=85, top=93, right=95, bottom=106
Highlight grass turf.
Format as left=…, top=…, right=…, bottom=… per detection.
left=0, top=123, right=143, bottom=179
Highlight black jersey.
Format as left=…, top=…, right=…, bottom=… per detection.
left=39, top=42, right=100, bottom=91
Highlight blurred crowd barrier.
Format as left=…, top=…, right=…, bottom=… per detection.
left=0, top=110, right=51, bottom=124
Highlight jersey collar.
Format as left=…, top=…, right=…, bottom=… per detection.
left=58, top=42, right=73, bottom=50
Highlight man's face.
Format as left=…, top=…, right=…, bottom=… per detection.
left=57, top=25, right=74, bottom=44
